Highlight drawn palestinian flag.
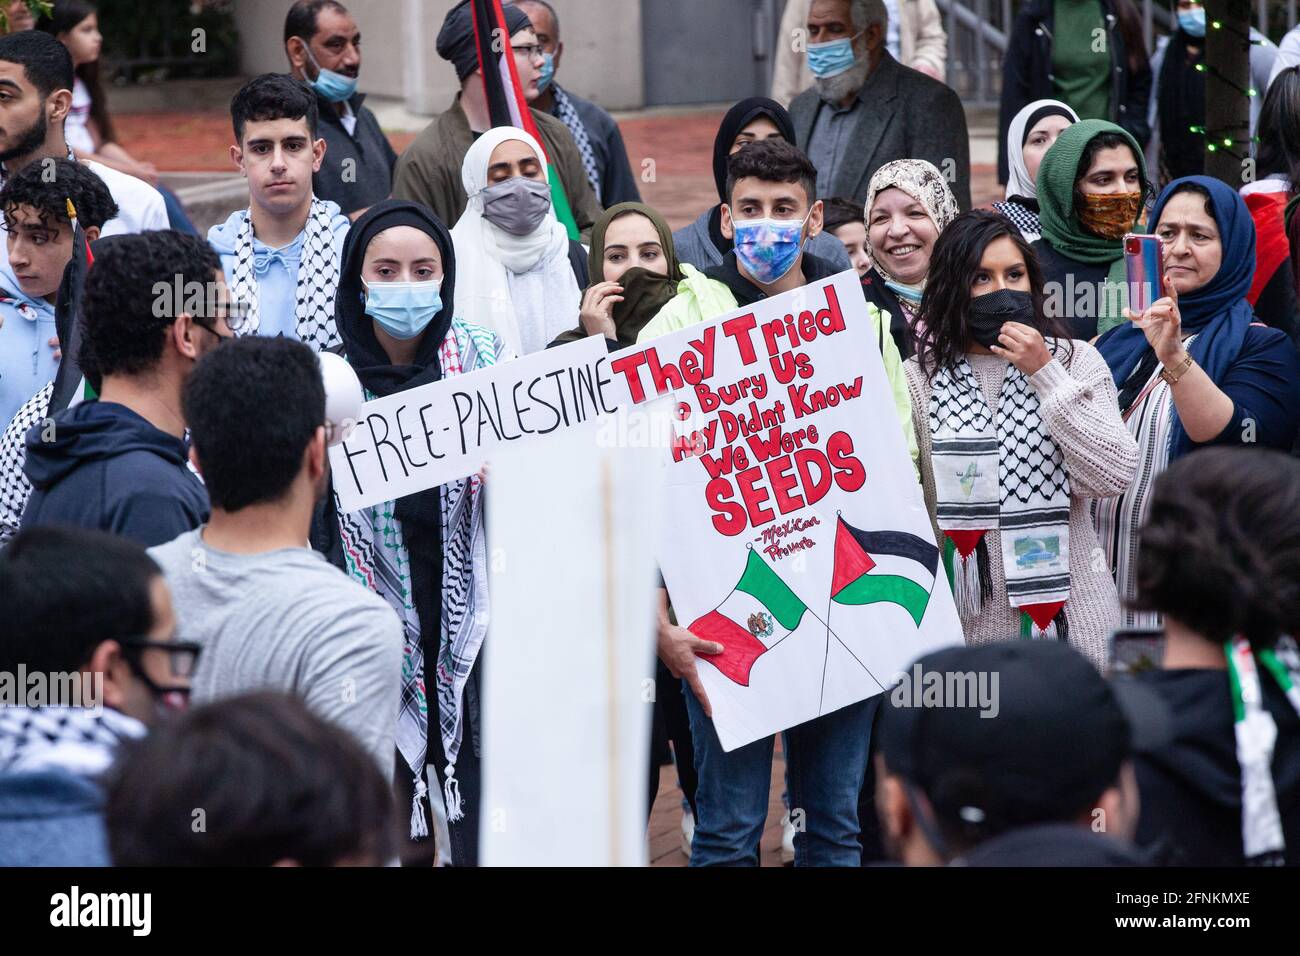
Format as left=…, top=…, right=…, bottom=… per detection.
left=830, top=517, right=940, bottom=626
left=470, top=0, right=580, bottom=239
left=688, top=550, right=808, bottom=687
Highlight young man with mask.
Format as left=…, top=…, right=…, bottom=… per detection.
left=391, top=0, right=601, bottom=234
left=20, top=232, right=231, bottom=546
left=788, top=0, right=970, bottom=210
left=148, top=336, right=403, bottom=776
left=0, top=526, right=198, bottom=866
left=283, top=0, right=397, bottom=220
left=874, top=642, right=1159, bottom=866
left=515, top=0, right=640, bottom=209
left=0, top=157, right=115, bottom=428
left=0, top=30, right=166, bottom=235
left=208, top=73, right=350, bottom=351
left=639, top=137, right=914, bottom=867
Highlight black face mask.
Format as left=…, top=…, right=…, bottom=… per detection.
left=967, top=288, right=1036, bottom=349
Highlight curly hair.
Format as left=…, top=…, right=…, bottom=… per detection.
left=80, top=231, right=222, bottom=380
left=1134, top=447, right=1300, bottom=650
left=0, top=157, right=118, bottom=232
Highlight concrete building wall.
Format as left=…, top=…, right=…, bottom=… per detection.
left=233, top=0, right=644, bottom=116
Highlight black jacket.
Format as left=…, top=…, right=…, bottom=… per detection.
left=311, top=89, right=400, bottom=216
left=21, top=401, right=209, bottom=547
left=1133, top=668, right=1300, bottom=866
left=704, top=250, right=841, bottom=308
left=998, top=0, right=1152, bottom=184
left=791, top=52, right=972, bottom=211
left=954, top=823, right=1145, bottom=866
left=860, top=267, right=912, bottom=359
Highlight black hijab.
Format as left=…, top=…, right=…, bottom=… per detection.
left=1157, top=24, right=1206, bottom=180
left=333, top=198, right=457, bottom=652
left=707, top=97, right=798, bottom=254
left=336, top=199, right=457, bottom=396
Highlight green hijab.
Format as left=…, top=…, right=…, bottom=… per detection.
left=551, top=202, right=684, bottom=348
left=1037, top=120, right=1147, bottom=333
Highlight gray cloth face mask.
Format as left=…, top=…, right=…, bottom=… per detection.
left=479, top=176, right=553, bottom=236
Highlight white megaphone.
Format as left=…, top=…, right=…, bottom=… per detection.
left=319, top=351, right=363, bottom=447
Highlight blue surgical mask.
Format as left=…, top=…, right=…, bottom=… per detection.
left=304, top=44, right=358, bottom=103
left=537, top=51, right=556, bottom=93
left=806, top=33, right=862, bottom=79
left=363, top=278, right=443, bottom=340
left=731, top=213, right=809, bottom=285
left=1178, top=7, right=1206, bottom=37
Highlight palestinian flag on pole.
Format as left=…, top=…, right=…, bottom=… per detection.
left=470, top=0, right=580, bottom=240
left=688, top=549, right=808, bottom=687
left=50, top=199, right=96, bottom=411
left=830, top=517, right=940, bottom=627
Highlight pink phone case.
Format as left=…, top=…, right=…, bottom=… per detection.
left=1124, top=233, right=1164, bottom=313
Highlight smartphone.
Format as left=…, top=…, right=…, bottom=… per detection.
left=1124, top=233, right=1164, bottom=313
left=1108, top=627, right=1166, bottom=676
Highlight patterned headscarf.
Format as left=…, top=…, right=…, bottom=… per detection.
left=863, top=159, right=961, bottom=293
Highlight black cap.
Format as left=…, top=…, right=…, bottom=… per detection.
left=437, top=1, right=533, bottom=82
left=876, top=641, right=1169, bottom=832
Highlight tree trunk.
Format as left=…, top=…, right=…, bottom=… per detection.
left=1203, top=0, right=1254, bottom=187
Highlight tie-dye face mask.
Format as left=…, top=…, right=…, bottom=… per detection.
left=731, top=211, right=810, bottom=284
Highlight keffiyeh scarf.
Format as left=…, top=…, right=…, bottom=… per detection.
left=928, top=347, right=1073, bottom=636
left=0, top=705, right=145, bottom=777
left=229, top=197, right=342, bottom=350
left=554, top=86, right=600, bottom=198
left=338, top=319, right=498, bottom=837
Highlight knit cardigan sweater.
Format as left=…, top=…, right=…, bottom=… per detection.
left=904, top=342, right=1139, bottom=669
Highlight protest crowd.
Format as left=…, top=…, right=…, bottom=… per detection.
left=2, top=0, right=1300, bottom=872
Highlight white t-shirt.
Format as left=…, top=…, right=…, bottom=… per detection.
left=81, top=159, right=169, bottom=235
left=65, top=77, right=95, bottom=155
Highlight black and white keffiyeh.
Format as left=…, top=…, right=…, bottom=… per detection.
left=929, top=346, right=1073, bottom=634
left=992, top=199, right=1043, bottom=242
left=0, top=382, right=52, bottom=547
left=0, top=705, right=145, bottom=777
left=553, top=86, right=601, bottom=198
left=338, top=319, right=499, bottom=837
left=229, top=197, right=342, bottom=351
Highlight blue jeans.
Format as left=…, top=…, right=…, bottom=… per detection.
left=683, top=683, right=879, bottom=866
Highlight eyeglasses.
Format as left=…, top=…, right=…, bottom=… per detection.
left=119, top=638, right=203, bottom=680
left=511, top=42, right=543, bottom=61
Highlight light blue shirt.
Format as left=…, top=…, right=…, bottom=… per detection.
left=207, top=200, right=350, bottom=344
left=0, top=289, right=57, bottom=429
left=239, top=232, right=305, bottom=340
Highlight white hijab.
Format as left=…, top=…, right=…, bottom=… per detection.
left=451, top=126, right=580, bottom=357
left=1005, top=99, right=1080, bottom=201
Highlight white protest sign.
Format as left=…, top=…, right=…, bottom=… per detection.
left=606, top=270, right=964, bottom=751
left=328, top=334, right=616, bottom=512
left=481, top=404, right=669, bottom=866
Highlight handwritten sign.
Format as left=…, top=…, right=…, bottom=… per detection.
left=329, top=334, right=616, bottom=513
left=610, top=270, right=964, bottom=751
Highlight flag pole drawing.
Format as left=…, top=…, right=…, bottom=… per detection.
left=830, top=516, right=941, bottom=626
left=686, top=546, right=808, bottom=687
left=819, top=514, right=942, bottom=709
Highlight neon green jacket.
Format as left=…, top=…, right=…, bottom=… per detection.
left=638, top=265, right=920, bottom=473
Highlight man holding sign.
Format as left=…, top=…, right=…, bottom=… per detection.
left=629, top=139, right=940, bottom=866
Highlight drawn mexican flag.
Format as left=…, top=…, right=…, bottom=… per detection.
left=687, top=550, right=808, bottom=687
